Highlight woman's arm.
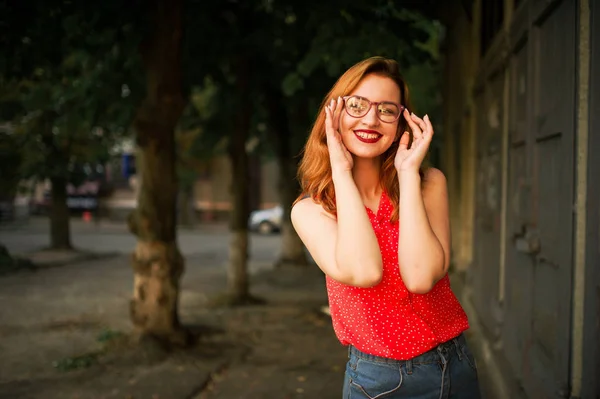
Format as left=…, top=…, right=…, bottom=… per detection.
left=291, top=96, right=382, bottom=287
left=397, top=167, right=451, bottom=294
left=291, top=172, right=383, bottom=287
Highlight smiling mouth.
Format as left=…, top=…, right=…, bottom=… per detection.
left=354, top=130, right=382, bottom=143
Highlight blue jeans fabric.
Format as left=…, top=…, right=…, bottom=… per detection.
left=342, top=334, right=481, bottom=399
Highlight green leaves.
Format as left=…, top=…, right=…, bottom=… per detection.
left=282, top=73, right=304, bottom=97
left=1, top=0, right=443, bottom=190
left=1, top=0, right=144, bottom=183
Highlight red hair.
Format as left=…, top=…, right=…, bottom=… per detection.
left=295, top=56, right=419, bottom=222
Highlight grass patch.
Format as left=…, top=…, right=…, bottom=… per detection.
left=97, top=328, right=126, bottom=344
left=53, top=328, right=127, bottom=372
left=52, top=353, right=99, bottom=372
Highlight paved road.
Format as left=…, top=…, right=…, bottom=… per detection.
left=0, top=217, right=313, bottom=388
left=0, top=217, right=283, bottom=269
left=0, top=217, right=493, bottom=399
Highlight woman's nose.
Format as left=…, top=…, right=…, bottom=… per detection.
left=362, top=105, right=380, bottom=125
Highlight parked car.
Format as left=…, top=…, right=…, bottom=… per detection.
left=248, top=205, right=283, bottom=234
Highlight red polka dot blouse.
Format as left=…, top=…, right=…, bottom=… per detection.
left=326, top=190, right=470, bottom=360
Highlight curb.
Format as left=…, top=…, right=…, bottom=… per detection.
left=460, top=288, right=509, bottom=399
left=30, top=251, right=122, bottom=270
left=450, top=270, right=512, bottom=399
left=0, top=251, right=122, bottom=277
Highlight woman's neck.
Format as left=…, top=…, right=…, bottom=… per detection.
left=352, top=156, right=382, bottom=199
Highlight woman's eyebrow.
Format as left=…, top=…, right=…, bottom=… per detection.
left=352, top=94, right=399, bottom=103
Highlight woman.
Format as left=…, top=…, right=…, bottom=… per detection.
left=291, top=57, right=481, bottom=398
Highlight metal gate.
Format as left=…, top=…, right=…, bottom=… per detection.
left=473, top=74, right=503, bottom=340
left=503, top=0, right=577, bottom=397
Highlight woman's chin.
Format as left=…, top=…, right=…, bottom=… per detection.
left=346, top=144, right=391, bottom=160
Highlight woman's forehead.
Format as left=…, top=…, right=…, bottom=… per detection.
left=350, top=75, right=401, bottom=101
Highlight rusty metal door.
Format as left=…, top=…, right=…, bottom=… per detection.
left=503, top=35, right=534, bottom=384
left=504, top=0, right=577, bottom=397
left=584, top=1, right=600, bottom=396
left=472, top=74, right=504, bottom=338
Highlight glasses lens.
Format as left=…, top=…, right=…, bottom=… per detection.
left=345, top=96, right=369, bottom=117
left=377, top=102, right=400, bottom=122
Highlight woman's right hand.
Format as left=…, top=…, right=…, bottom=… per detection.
left=325, top=97, right=353, bottom=173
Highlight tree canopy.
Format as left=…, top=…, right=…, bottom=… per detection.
left=0, top=0, right=444, bottom=337
left=1, top=1, right=142, bottom=181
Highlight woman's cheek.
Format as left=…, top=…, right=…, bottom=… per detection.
left=339, top=116, right=351, bottom=133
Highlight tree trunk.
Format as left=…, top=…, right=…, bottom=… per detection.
left=276, top=161, right=308, bottom=267
left=128, top=0, right=188, bottom=346
left=49, top=176, right=72, bottom=249
left=264, top=88, right=308, bottom=267
left=226, top=55, right=252, bottom=303
left=177, top=185, right=196, bottom=228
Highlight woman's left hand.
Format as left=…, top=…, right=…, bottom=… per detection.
left=394, top=109, right=434, bottom=173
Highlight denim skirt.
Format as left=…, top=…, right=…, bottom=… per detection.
left=342, top=334, right=481, bottom=399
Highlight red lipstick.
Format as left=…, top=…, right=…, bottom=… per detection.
left=354, top=130, right=382, bottom=143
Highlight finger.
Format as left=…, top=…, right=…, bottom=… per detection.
left=403, top=109, right=422, bottom=138
left=412, top=113, right=433, bottom=144
left=398, top=131, right=410, bottom=151
left=424, top=114, right=434, bottom=139
left=326, top=99, right=334, bottom=116
left=403, top=108, right=420, bottom=131
left=325, top=106, right=342, bottom=148
left=333, top=96, right=343, bottom=131
left=329, top=99, right=335, bottom=114
left=329, top=98, right=337, bottom=130
left=410, top=113, right=427, bottom=133
left=324, top=106, right=334, bottom=140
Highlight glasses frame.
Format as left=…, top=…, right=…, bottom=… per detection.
left=342, top=95, right=406, bottom=123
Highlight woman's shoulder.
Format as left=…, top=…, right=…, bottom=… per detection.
left=292, top=196, right=336, bottom=221
left=421, top=167, right=447, bottom=187
left=421, top=167, right=448, bottom=202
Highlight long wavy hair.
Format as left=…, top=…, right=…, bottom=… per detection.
left=295, top=56, right=420, bottom=222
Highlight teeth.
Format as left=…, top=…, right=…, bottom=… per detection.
left=356, top=132, right=380, bottom=139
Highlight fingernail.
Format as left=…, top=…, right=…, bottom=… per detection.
left=424, top=114, right=429, bottom=120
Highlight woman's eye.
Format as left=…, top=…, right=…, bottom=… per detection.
left=379, top=105, right=398, bottom=115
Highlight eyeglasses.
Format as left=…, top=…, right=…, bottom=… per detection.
left=342, top=95, right=405, bottom=123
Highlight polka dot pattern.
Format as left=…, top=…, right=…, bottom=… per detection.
left=326, top=191, right=470, bottom=360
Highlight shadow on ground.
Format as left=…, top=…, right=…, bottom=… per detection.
left=0, top=263, right=347, bottom=399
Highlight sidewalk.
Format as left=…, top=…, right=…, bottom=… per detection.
left=24, top=249, right=119, bottom=269
left=0, top=249, right=492, bottom=399
left=195, top=267, right=346, bottom=399
left=0, top=254, right=346, bottom=399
